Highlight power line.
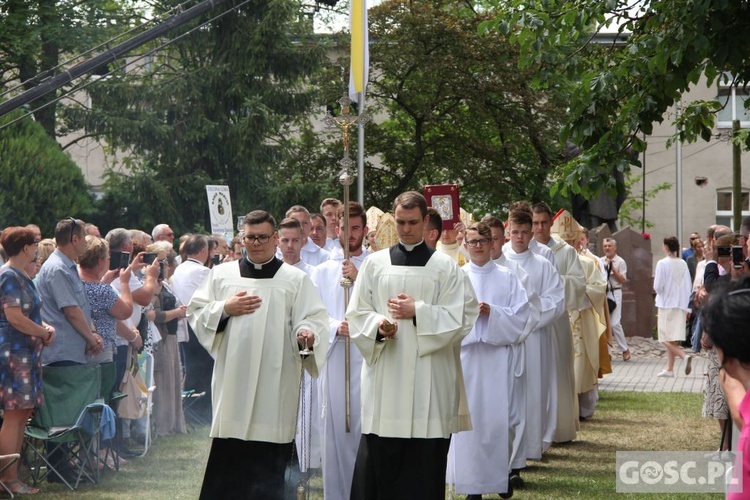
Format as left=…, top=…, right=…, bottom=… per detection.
left=0, top=0, right=252, bottom=132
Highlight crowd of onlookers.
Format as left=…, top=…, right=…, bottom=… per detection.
left=0, top=219, right=241, bottom=494
left=1, top=207, right=749, bottom=497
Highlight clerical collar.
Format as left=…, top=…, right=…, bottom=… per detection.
left=245, top=255, right=275, bottom=270
left=239, top=256, right=283, bottom=279
left=391, top=240, right=434, bottom=267
left=398, top=239, right=425, bottom=252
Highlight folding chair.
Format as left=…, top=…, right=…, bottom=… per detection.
left=23, top=364, right=104, bottom=490
left=0, top=453, right=20, bottom=498
left=182, top=390, right=209, bottom=430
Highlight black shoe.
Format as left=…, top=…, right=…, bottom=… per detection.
left=499, top=482, right=514, bottom=499
left=509, top=469, right=525, bottom=489
left=466, top=495, right=482, bottom=500
left=117, top=444, right=138, bottom=459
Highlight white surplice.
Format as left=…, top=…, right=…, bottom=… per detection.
left=547, top=236, right=587, bottom=443
left=187, top=261, right=329, bottom=444
left=501, top=247, right=565, bottom=463
left=346, top=248, right=479, bottom=439
left=447, top=261, right=531, bottom=495
left=310, top=248, right=369, bottom=500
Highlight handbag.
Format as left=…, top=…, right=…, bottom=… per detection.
left=117, top=346, right=148, bottom=419
left=607, top=297, right=617, bottom=314
left=606, top=262, right=617, bottom=313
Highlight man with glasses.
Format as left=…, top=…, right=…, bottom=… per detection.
left=682, top=232, right=701, bottom=260
left=449, top=222, right=530, bottom=499
left=188, top=210, right=328, bottom=499
left=152, top=224, right=176, bottom=244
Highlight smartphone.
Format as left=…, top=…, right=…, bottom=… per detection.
left=717, top=246, right=732, bottom=258
left=109, top=251, right=122, bottom=271
left=732, top=245, right=744, bottom=268
left=143, top=252, right=158, bottom=265
left=119, top=252, right=130, bottom=269
left=212, top=254, right=220, bottom=266
left=158, top=261, right=165, bottom=281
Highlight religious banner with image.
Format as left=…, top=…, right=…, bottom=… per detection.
left=205, top=185, right=234, bottom=238
left=424, top=184, right=460, bottom=230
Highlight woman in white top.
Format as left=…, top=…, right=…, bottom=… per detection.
left=654, top=236, right=694, bottom=377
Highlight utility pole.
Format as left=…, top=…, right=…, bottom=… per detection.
left=733, top=119, right=742, bottom=231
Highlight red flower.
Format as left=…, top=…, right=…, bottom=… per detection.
left=642, top=232, right=651, bottom=240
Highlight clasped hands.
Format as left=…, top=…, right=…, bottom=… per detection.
left=376, top=293, right=416, bottom=338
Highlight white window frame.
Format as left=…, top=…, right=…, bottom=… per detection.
left=717, top=72, right=750, bottom=129
left=716, top=188, right=750, bottom=228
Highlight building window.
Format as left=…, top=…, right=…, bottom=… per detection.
left=716, top=189, right=750, bottom=227
left=717, top=72, right=750, bottom=128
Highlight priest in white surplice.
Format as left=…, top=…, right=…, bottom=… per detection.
left=447, top=222, right=532, bottom=499
left=310, top=202, right=370, bottom=500
left=347, top=192, right=479, bottom=500
left=533, top=203, right=587, bottom=444
left=188, top=210, right=329, bottom=499
left=501, top=208, right=565, bottom=487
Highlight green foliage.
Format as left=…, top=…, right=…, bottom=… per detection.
left=350, top=0, right=570, bottom=215
left=65, top=0, right=327, bottom=231
left=0, top=0, right=146, bottom=136
left=480, top=0, right=750, bottom=199
left=0, top=110, right=93, bottom=235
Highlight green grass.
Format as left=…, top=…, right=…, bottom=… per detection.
left=27, top=392, right=722, bottom=499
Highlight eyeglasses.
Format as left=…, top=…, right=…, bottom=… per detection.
left=67, top=217, right=79, bottom=244
left=243, top=234, right=273, bottom=244
left=466, top=238, right=490, bottom=247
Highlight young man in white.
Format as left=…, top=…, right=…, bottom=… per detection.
left=532, top=203, right=587, bottom=444
left=278, top=217, right=320, bottom=472
left=310, top=202, right=369, bottom=500
left=283, top=205, right=331, bottom=266
left=347, top=191, right=478, bottom=499
left=448, top=222, right=531, bottom=499
left=501, top=209, right=565, bottom=487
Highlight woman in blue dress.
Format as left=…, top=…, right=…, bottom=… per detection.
left=0, top=227, right=56, bottom=495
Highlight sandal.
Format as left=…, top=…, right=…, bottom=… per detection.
left=6, top=480, right=40, bottom=495
left=622, top=350, right=631, bottom=362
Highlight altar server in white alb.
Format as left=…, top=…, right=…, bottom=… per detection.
left=347, top=191, right=479, bottom=500
left=532, top=203, right=587, bottom=444
left=187, top=210, right=329, bottom=499
left=500, top=208, right=565, bottom=487
left=310, top=202, right=370, bottom=500
left=277, top=217, right=321, bottom=473
left=447, top=222, right=532, bottom=499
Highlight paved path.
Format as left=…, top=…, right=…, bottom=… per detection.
left=600, top=356, right=707, bottom=393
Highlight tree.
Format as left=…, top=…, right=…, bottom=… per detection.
left=480, top=0, right=750, bottom=199
left=349, top=0, right=570, bottom=214
left=0, top=0, right=145, bottom=138
left=0, top=111, right=94, bottom=235
left=63, top=0, right=327, bottom=232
